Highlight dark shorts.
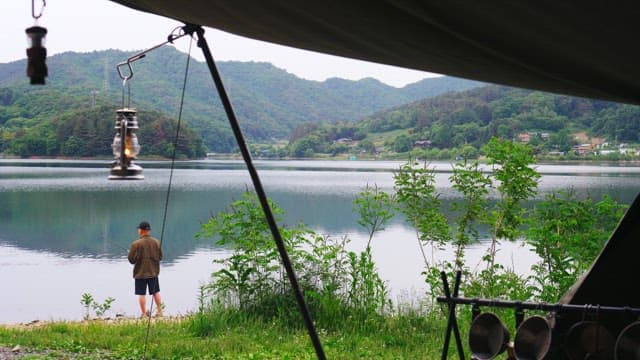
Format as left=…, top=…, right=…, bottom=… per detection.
left=135, top=277, right=160, bottom=295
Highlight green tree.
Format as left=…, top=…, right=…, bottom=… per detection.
left=452, top=122, right=482, bottom=147
left=392, top=134, right=412, bottom=153
left=393, top=158, right=450, bottom=275
left=525, top=191, right=626, bottom=301
left=458, top=144, right=478, bottom=159
left=549, top=129, right=572, bottom=152
left=289, top=123, right=319, bottom=142
left=197, top=190, right=394, bottom=328
left=9, top=132, right=47, bottom=157
left=448, top=160, right=491, bottom=269
left=430, top=123, right=454, bottom=148
left=328, top=142, right=350, bottom=156
left=593, top=105, right=640, bottom=142
left=483, top=137, right=540, bottom=266
left=350, top=184, right=394, bottom=317
left=353, top=184, right=396, bottom=248
left=196, top=191, right=287, bottom=310
left=62, top=136, right=84, bottom=157
left=289, top=135, right=323, bottom=157
left=461, top=138, right=539, bottom=300
left=357, top=139, right=376, bottom=154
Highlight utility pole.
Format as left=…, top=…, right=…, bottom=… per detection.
left=91, top=90, right=99, bottom=107
left=103, top=57, right=109, bottom=91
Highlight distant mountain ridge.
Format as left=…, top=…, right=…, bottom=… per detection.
left=0, top=47, right=483, bottom=152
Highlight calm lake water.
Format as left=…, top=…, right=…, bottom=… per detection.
left=2, top=159, right=640, bottom=324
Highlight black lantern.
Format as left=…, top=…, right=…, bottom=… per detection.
left=25, top=25, right=48, bottom=85
left=109, top=108, right=143, bottom=180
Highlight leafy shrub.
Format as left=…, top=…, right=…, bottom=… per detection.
left=197, top=190, right=391, bottom=331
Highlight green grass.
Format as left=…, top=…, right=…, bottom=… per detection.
left=0, top=309, right=473, bottom=359
left=364, top=129, right=407, bottom=147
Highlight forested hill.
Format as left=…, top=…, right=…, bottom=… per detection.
left=287, top=84, right=640, bottom=158
left=363, top=85, right=640, bottom=152
left=0, top=46, right=482, bottom=154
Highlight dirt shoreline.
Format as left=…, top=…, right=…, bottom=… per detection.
left=0, top=346, right=47, bottom=359
left=1, top=314, right=184, bottom=329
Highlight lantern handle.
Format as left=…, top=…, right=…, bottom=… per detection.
left=32, top=0, right=46, bottom=20
left=116, top=61, right=134, bottom=82
left=117, top=61, right=133, bottom=108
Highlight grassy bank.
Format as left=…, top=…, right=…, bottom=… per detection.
left=0, top=309, right=471, bottom=359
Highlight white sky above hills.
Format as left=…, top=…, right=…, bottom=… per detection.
left=1, top=0, right=440, bottom=87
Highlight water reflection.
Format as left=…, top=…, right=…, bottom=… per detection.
left=2, top=160, right=640, bottom=323
left=2, top=160, right=640, bottom=262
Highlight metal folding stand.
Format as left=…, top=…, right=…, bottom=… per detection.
left=438, top=271, right=640, bottom=360
left=441, top=271, right=465, bottom=360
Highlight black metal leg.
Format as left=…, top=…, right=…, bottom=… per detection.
left=451, top=271, right=465, bottom=359
left=441, top=271, right=452, bottom=360
left=441, top=271, right=453, bottom=360
left=441, top=271, right=465, bottom=360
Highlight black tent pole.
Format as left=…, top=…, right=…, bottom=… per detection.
left=186, top=24, right=327, bottom=360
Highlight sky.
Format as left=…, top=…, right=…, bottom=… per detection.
left=1, top=0, right=440, bottom=88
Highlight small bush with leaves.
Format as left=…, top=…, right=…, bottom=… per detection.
left=197, top=189, right=399, bottom=330
left=197, top=191, right=352, bottom=322
left=81, top=293, right=115, bottom=320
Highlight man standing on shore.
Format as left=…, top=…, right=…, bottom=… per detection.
left=128, top=221, right=163, bottom=318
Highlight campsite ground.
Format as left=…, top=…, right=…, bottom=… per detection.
left=0, top=312, right=457, bottom=359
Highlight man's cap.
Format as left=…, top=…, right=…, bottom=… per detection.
left=137, top=221, right=151, bottom=230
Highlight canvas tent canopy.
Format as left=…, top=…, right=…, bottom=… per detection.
left=109, top=0, right=640, bottom=105
left=108, top=0, right=640, bottom=310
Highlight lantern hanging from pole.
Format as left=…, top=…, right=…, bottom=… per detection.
left=26, top=0, right=47, bottom=85
left=109, top=108, right=143, bottom=180
left=108, top=27, right=191, bottom=180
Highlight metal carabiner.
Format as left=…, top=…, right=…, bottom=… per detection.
left=116, top=61, right=134, bottom=108
left=116, top=60, right=135, bottom=82
left=32, top=0, right=46, bottom=20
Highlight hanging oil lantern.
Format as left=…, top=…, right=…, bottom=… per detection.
left=25, top=25, right=47, bottom=84
left=109, top=108, right=144, bottom=180
left=25, top=0, right=48, bottom=85
left=26, top=0, right=47, bottom=85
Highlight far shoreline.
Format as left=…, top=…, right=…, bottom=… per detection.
left=4, top=155, right=640, bottom=167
